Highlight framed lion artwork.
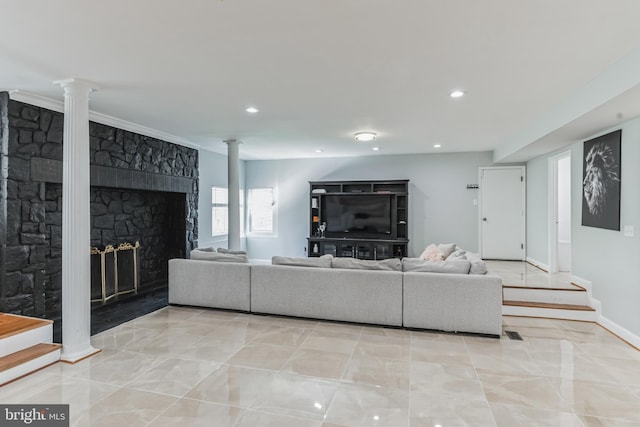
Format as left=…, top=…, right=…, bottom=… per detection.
left=582, top=129, right=621, bottom=231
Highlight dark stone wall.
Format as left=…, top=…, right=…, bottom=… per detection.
left=0, top=95, right=199, bottom=325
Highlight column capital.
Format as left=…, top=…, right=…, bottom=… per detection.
left=53, top=78, right=99, bottom=94
left=223, top=138, right=242, bottom=146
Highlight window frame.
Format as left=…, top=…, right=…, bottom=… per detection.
left=247, top=187, right=277, bottom=236
left=211, top=186, right=229, bottom=237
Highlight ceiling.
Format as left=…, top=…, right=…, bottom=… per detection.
left=2, top=0, right=640, bottom=161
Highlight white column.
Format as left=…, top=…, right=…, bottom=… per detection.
left=224, top=139, right=241, bottom=251
left=55, top=78, right=100, bottom=362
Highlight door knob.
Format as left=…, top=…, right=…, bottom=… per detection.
left=482, top=218, right=487, bottom=221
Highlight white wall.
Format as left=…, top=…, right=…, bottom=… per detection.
left=525, top=154, right=548, bottom=265
left=244, top=152, right=499, bottom=260
left=526, top=117, right=640, bottom=339
left=557, top=156, right=571, bottom=243
left=197, top=148, right=246, bottom=250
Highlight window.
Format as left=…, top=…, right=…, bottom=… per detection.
left=248, top=188, right=275, bottom=234
left=211, top=187, right=228, bottom=236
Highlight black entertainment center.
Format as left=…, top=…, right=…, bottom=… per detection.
left=308, top=180, right=409, bottom=259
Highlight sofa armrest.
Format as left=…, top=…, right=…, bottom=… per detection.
left=403, top=272, right=502, bottom=336
left=168, top=258, right=251, bottom=311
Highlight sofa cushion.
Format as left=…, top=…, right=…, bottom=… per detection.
left=457, top=250, right=487, bottom=275
left=446, top=248, right=467, bottom=260
left=469, top=260, right=488, bottom=275
left=190, top=250, right=249, bottom=263
left=196, top=247, right=216, bottom=252
left=217, top=247, right=248, bottom=255
left=402, top=258, right=471, bottom=274
left=331, top=257, right=402, bottom=271
left=272, top=254, right=333, bottom=268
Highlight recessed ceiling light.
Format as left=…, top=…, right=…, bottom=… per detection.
left=434, top=144, right=441, bottom=148
left=450, top=90, right=465, bottom=98
left=372, top=147, right=380, bottom=151
left=354, top=132, right=377, bottom=142
left=315, top=149, right=323, bottom=153
left=245, top=107, right=259, bottom=113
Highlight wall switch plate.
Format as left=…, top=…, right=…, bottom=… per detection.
left=473, top=199, right=478, bottom=206
left=624, top=225, right=634, bottom=237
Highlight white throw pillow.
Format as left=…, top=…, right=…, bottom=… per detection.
left=438, top=243, right=456, bottom=259
left=419, top=244, right=444, bottom=261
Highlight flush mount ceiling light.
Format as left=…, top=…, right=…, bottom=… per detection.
left=372, top=147, right=380, bottom=151
left=354, top=132, right=377, bottom=142
left=245, top=107, right=259, bottom=113
left=433, top=144, right=442, bottom=148
left=450, top=90, right=465, bottom=98
left=315, top=149, right=324, bottom=153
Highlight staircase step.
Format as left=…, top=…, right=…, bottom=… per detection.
left=0, top=314, right=53, bottom=358
left=0, top=343, right=61, bottom=373
left=502, top=300, right=597, bottom=322
left=502, top=287, right=590, bottom=306
left=0, top=313, right=52, bottom=340
left=503, top=300, right=595, bottom=311
left=0, top=343, right=61, bottom=386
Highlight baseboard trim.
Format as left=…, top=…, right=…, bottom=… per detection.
left=571, top=275, right=592, bottom=294
left=525, top=257, right=549, bottom=272
left=598, top=313, right=640, bottom=351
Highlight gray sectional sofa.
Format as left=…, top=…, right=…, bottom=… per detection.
left=168, top=251, right=503, bottom=336
left=251, top=265, right=404, bottom=326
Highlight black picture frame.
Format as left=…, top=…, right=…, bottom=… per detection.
left=582, top=129, right=621, bottom=230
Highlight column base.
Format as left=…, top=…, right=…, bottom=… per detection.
left=60, top=345, right=101, bottom=364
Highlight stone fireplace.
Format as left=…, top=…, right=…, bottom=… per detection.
left=0, top=94, right=199, bottom=340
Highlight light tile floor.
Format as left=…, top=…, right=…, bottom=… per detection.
left=2, top=307, right=640, bottom=426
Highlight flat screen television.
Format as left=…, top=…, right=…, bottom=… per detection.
left=322, top=194, right=393, bottom=238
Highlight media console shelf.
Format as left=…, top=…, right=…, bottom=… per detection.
left=308, top=180, right=409, bottom=259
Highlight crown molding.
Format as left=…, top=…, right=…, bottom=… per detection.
left=8, top=90, right=201, bottom=150
left=10, top=90, right=64, bottom=112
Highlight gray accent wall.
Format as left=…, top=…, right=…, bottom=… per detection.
left=244, top=152, right=497, bottom=260
left=526, top=117, right=640, bottom=338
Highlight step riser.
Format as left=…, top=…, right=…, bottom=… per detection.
left=503, top=288, right=590, bottom=305
left=0, top=348, right=60, bottom=386
left=0, top=324, right=52, bottom=358
left=502, top=305, right=597, bottom=321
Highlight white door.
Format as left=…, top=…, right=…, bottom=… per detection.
left=479, top=166, right=526, bottom=260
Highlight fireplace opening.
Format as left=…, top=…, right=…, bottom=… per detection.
left=45, top=184, right=188, bottom=336
left=89, top=186, right=186, bottom=300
